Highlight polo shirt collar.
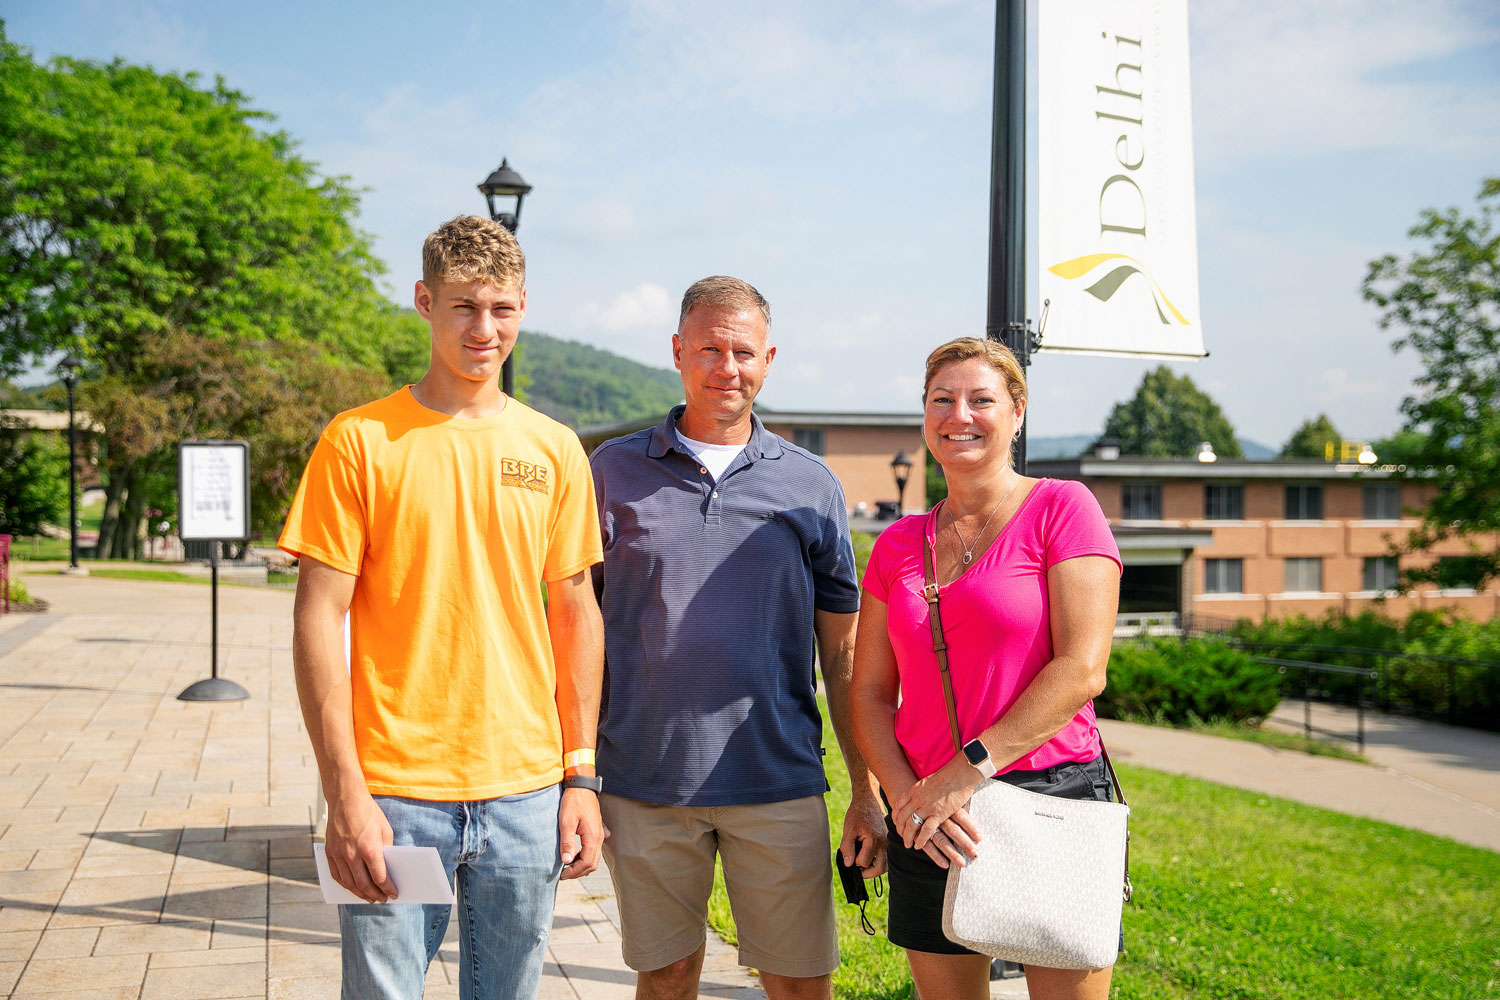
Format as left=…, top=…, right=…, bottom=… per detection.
left=646, top=404, right=783, bottom=461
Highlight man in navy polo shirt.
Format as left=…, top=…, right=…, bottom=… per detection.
left=590, top=276, right=886, bottom=1000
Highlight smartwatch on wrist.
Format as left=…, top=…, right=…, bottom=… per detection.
left=561, top=775, right=603, bottom=794
left=962, top=738, right=998, bottom=779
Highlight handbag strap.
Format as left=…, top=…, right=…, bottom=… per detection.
left=921, top=511, right=1133, bottom=901
left=921, top=534, right=964, bottom=755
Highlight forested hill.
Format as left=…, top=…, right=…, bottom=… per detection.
left=518, top=331, right=682, bottom=430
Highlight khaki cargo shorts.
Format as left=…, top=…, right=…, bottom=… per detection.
left=599, top=793, right=839, bottom=978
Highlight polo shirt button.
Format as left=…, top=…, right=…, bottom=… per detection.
left=711, top=491, right=719, bottom=498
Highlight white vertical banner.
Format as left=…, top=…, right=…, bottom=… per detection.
left=1037, top=0, right=1205, bottom=358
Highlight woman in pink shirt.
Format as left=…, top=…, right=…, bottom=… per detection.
left=851, top=337, right=1122, bottom=1000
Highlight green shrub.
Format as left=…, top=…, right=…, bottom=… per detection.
left=1226, top=609, right=1500, bottom=730
left=1099, top=637, right=1282, bottom=725
left=6, top=577, right=31, bottom=605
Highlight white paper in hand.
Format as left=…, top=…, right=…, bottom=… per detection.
left=313, top=844, right=454, bottom=905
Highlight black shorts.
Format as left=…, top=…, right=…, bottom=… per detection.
left=883, top=756, right=1122, bottom=956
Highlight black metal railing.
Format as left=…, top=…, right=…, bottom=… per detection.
left=1257, top=657, right=1379, bottom=752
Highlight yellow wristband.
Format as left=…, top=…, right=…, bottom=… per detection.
left=563, top=749, right=596, bottom=769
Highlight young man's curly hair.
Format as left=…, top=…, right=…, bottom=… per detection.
left=422, top=215, right=526, bottom=289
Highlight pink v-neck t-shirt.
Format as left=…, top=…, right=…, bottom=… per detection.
left=862, top=478, right=1122, bottom=778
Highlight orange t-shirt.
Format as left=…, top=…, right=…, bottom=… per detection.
left=279, top=387, right=603, bottom=800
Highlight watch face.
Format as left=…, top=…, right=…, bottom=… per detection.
left=963, top=740, right=988, bottom=765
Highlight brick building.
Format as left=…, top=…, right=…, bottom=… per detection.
left=579, top=409, right=928, bottom=514
left=1031, top=448, right=1498, bottom=625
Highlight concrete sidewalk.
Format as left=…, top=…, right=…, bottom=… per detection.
left=0, top=573, right=759, bottom=999
left=2, top=571, right=1496, bottom=999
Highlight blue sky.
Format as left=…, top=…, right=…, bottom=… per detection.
left=6, top=0, right=1500, bottom=448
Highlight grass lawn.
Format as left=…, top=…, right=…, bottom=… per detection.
left=84, top=568, right=203, bottom=584
left=9, top=534, right=72, bottom=561
left=706, top=699, right=1500, bottom=999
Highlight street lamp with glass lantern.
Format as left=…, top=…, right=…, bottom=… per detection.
left=56, top=354, right=85, bottom=574
left=891, top=450, right=914, bottom=516
left=477, top=158, right=533, bottom=398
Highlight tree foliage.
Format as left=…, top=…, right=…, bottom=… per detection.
left=0, top=29, right=405, bottom=553
left=516, top=332, right=681, bottom=428
left=1280, top=413, right=1343, bottom=459
left=82, top=330, right=389, bottom=547
left=1100, top=365, right=1243, bottom=458
left=0, top=379, right=45, bottom=409
left=0, top=29, right=388, bottom=374
left=0, top=420, right=68, bottom=536
left=1362, top=177, right=1500, bottom=588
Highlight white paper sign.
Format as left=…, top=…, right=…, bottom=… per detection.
left=1038, top=0, right=1206, bottom=359
left=178, top=441, right=249, bottom=541
left=313, top=844, right=455, bottom=905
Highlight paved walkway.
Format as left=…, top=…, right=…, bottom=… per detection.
left=1, top=571, right=1496, bottom=999
left=0, top=573, right=757, bottom=999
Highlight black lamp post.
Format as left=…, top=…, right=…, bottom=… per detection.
left=477, top=158, right=533, bottom=400
left=57, top=354, right=83, bottom=572
left=891, top=450, right=914, bottom=517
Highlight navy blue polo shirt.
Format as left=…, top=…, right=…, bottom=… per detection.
left=590, top=406, right=860, bottom=806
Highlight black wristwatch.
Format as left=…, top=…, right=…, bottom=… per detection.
left=561, top=774, right=603, bottom=793
left=962, top=738, right=998, bottom=778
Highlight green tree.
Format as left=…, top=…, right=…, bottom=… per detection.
left=0, top=420, right=68, bottom=536
left=0, top=379, right=45, bottom=409
left=1100, top=366, right=1243, bottom=458
left=1370, top=428, right=1430, bottom=467
left=1362, top=177, right=1500, bottom=588
left=1280, top=413, right=1343, bottom=459
left=82, top=329, right=389, bottom=552
left=924, top=444, right=947, bottom=508
left=0, top=30, right=398, bottom=554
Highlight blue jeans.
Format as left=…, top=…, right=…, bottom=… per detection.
left=339, top=786, right=563, bottom=1000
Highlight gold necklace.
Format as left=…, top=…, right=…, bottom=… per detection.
left=949, top=478, right=1021, bottom=565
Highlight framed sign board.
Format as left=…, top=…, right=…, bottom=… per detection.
left=179, top=441, right=251, bottom=541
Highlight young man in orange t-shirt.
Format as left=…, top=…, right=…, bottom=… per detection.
left=280, top=215, right=604, bottom=1000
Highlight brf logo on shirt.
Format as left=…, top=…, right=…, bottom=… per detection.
left=500, top=458, right=551, bottom=494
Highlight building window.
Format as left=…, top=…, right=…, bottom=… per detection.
left=1284, top=484, right=1323, bottom=520
left=1363, top=483, right=1401, bottom=520
left=1284, top=557, right=1322, bottom=592
left=1363, top=556, right=1399, bottom=592
left=1122, top=483, right=1162, bottom=520
left=791, top=428, right=825, bottom=455
left=1204, top=558, right=1243, bottom=594
left=1204, top=484, right=1244, bottom=520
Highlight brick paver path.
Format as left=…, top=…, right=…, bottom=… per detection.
left=0, top=574, right=760, bottom=999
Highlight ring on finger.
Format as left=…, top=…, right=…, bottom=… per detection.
left=911, top=812, right=924, bottom=827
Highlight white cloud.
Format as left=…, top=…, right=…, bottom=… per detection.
left=611, top=0, right=991, bottom=120
left=1309, top=366, right=1392, bottom=402
left=1191, top=1, right=1500, bottom=165
left=575, top=283, right=677, bottom=333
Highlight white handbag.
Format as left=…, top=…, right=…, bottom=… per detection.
left=941, top=770, right=1130, bottom=968
left=920, top=533, right=1132, bottom=969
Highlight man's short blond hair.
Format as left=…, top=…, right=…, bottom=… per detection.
left=422, top=215, right=526, bottom=290
left=678, top=276, right=771, bottom=334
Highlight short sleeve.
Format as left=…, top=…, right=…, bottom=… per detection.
left=1043, top=480, right=1123, bottom=574
left=860, top=526, right=899, bottom=604
left=544, top=429, right=605, bottom=582
left=810, top=470, right=860, bottom=613
left=278, top=427, right=368, bottom=575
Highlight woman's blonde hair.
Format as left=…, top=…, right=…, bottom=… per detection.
left=922, top=337, right=1027, bottom=406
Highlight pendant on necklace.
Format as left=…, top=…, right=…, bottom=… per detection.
left=962, top=552, right=974, bottom=565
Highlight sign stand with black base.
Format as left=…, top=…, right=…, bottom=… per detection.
left=176, top=440, right=252, bottom=703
